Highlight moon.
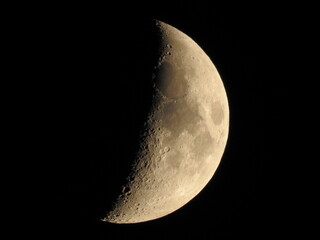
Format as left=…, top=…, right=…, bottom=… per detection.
left=102, top=20, right=229, bottom=224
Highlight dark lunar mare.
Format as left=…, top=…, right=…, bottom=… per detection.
left=43, top=18, right=163, bottom=224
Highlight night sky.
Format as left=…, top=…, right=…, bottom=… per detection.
left=28, top=1, right=271, bottom=238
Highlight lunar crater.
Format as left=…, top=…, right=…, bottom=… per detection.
left=154, top=61, right=188, bottom=100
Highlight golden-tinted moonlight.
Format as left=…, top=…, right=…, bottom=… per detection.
left=103, top=20, right=229, bottom=224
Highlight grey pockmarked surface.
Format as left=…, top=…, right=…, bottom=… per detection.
left=103, top=20, right=229, bottom=224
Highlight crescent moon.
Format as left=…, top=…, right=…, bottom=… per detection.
left=102, top=20, right=229, bottom=224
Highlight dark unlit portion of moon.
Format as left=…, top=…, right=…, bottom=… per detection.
left=103, top=20, right=229, bottom=224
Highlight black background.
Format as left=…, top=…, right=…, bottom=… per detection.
left=20, top=1, right=274, bottom=238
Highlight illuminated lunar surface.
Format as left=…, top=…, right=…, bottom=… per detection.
left=102, top=20, right=229, bottom=224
